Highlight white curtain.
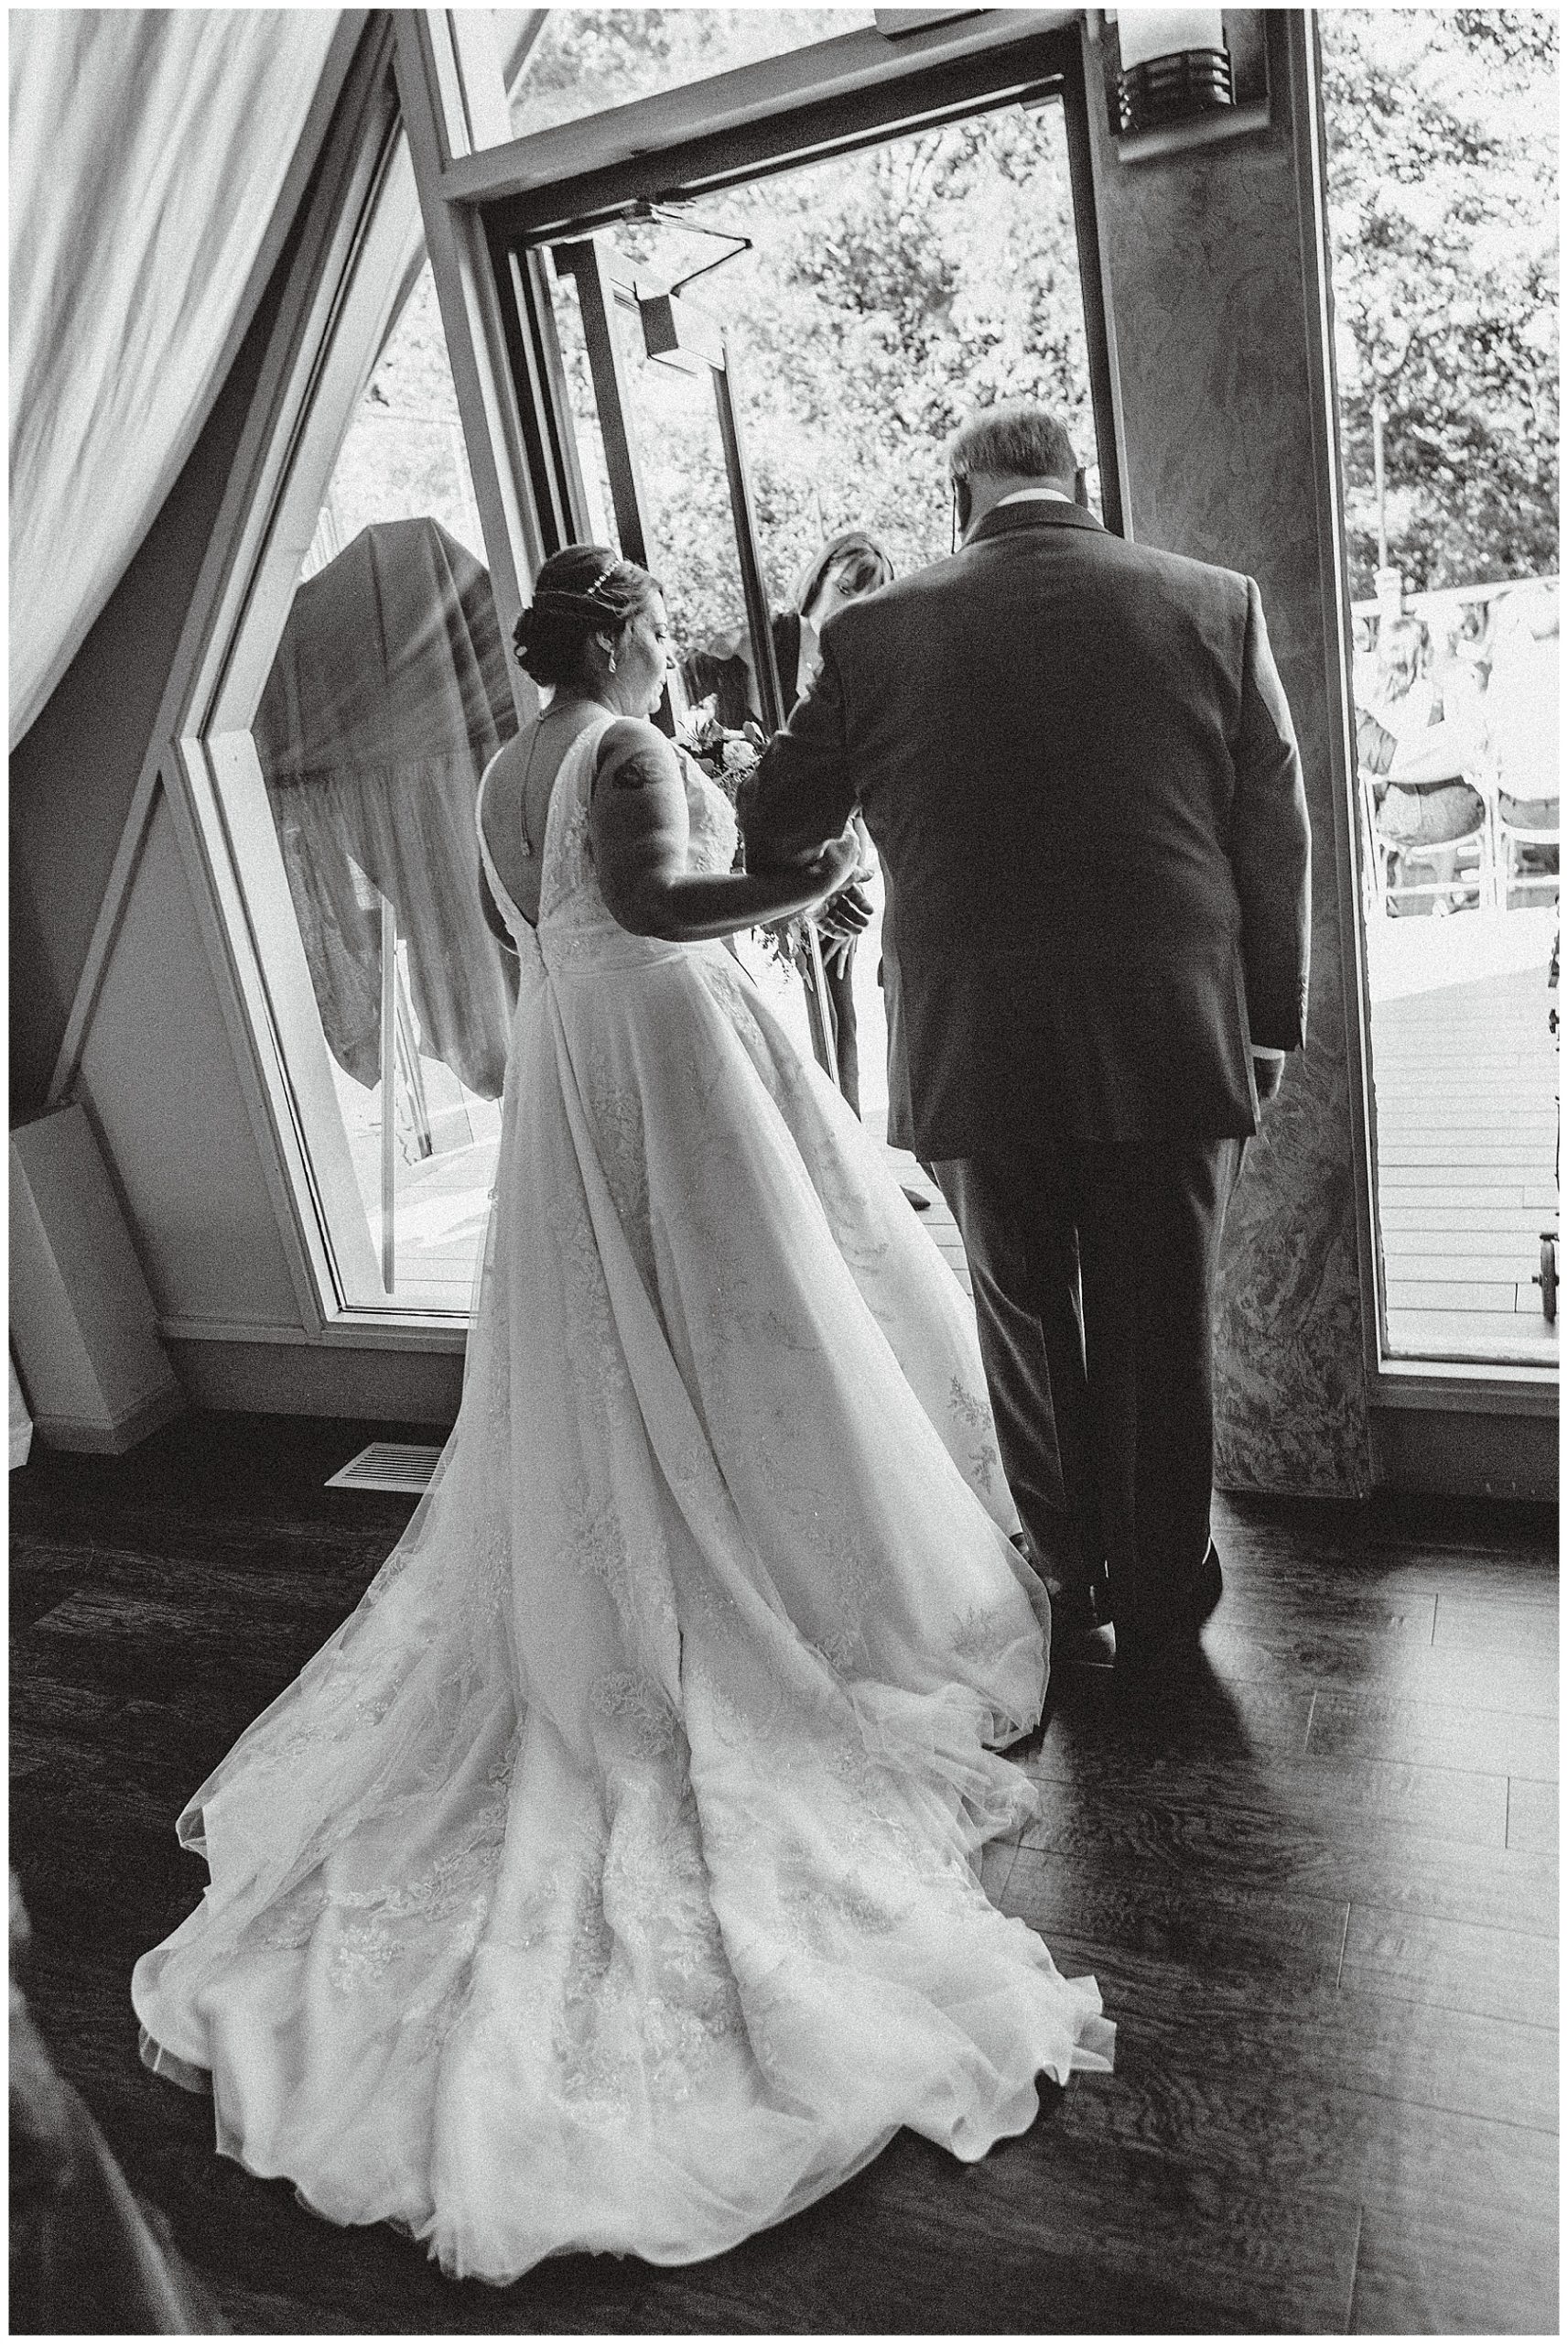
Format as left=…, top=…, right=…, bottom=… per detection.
left=8, top=9, right=343, bottom=748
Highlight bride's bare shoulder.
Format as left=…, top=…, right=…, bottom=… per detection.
left=594, top=717, right=680, bottom=789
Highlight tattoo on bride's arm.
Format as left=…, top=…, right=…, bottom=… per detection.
left=611, top=754, right=667, bottom=792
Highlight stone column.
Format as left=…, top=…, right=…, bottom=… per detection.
left=1082, top=12, right=1373, bottom=1494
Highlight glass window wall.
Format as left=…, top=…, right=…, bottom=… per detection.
left=247, top=222, right=519, bottom=1310
left=1321, top=8, right=1559, bottom=1368
left=491, top=8, right=878, bottom=143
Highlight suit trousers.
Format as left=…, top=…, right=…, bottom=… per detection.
left=933, top=1134, right=1242, bottom=1631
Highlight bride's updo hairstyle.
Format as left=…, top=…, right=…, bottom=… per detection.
left=513, top=545, right=662, bottom=690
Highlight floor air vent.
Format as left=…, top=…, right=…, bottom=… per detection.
left=325, top=1442, right=443, bottom=1495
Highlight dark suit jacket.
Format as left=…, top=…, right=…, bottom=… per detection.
left=740, top=500, right=1311, bottom=1157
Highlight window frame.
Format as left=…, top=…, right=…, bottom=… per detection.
left=465, top=17, right=1125, bottom=550
left=142, top=18, right=531, bottom=1344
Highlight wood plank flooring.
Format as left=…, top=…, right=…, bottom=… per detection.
left=9, top=1414, right=1558, bottom=2334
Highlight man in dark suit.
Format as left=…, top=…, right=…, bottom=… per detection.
left=740, top=402, right=1311, bottom=1673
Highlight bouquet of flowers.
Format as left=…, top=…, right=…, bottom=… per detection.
left=676, top=698, right=800, bottom=966
left=675, top=696, right=763, bottom=819
left=675, top=696, right=873, bottom=989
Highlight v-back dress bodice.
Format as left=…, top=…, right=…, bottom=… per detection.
left=478, top=716, right=739, bottom=979
left=133, top=710, right=1111, bottom=2284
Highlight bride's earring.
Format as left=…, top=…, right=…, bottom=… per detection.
left=608, top=651, right=617, bottom=674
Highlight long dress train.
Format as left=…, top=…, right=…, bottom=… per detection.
left=132, top=722, right=1112, bottom=2282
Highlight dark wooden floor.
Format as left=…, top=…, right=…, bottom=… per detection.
left=10, top=1412, right=1559, bottom=2334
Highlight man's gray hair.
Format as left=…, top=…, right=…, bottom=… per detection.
left=947, top=401, right=1077, bottom=486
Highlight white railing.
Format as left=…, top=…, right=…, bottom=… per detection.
left=1352, top=574, right=1559, bottom=628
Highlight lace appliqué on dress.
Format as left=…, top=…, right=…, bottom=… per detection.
left=679, top=757, right=740, bottom=878
left=592, top=1670, right=680, bottom=1757
left=548, top=1186, right=631, bottom=1413
left=948, top=1376, right=1005, bottom=1498
left=583, top=1034, right=655, bottom=1291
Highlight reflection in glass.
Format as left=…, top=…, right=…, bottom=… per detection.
left=254, top=259, right=518, bottom=1308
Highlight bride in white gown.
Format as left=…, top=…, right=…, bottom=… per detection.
left=132, top=546, right=1112, bottom=2284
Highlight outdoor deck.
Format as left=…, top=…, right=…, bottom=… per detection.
left=780, top=897, right=1564, bottom=1373
left=1368, top=906, right=1558, bottom=1366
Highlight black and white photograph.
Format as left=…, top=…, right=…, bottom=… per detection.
left=8, top=5, right=1558, bottom=2334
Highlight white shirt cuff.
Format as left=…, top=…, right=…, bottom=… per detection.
left=1251, top=1046, right=1286, bottom=1061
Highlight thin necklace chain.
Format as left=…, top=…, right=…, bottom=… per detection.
left=516, top=695, right=602, bottom=859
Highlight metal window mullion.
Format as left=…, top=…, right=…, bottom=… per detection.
left=557, top=242, right=662, bottom=577
left=711, top=341, right=839, bottom=1092
left=439, top=16, right=1080, bottom=213
left=712, top=349, right=779, bottom=734
left=380, top=895, right=398, bottom=1294
left=488, top=231, right=588, bottom=559
left=1061, top=33, right=1128, bottom=541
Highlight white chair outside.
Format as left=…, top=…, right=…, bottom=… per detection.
left=1484, top=578, right=1559, bottom=912
left=1360, top=763, right=1493, bottom=917
left=1495, top=797, right=1560, bottom=909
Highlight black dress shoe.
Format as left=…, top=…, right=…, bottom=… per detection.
left=1050, top=1569, right=1116, bottom=1667
left=1053, top=1570, right=1114, bottom=1635
left=1114, top=1545, right=1223, bottom=1676
left=1056, top=1616, right=1117, bottom=1669
left=1007, top=1540, right=1114, bottom=1664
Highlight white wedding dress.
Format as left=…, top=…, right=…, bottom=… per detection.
left=132, top=722, right=1113, bottom=2282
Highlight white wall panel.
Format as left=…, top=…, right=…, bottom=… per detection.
left=9, top=1101, right=185, bottom=1451
left=76, top=787, right=303, bottom=1337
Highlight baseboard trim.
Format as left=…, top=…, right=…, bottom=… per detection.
left=31, top=1383, right=186, bottom=1456
left=158, top=1317, right=310, bottom=1347
left=163, top=1336, right=462, bottom=1427
left=158, top=1314, right=469, bottom=1354
left=1369, top=1405, right=1559, bottom=1502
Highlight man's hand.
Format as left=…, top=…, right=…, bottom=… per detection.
left=1253, top=1052, right=1285, bottom=1105
left=816, top=880, right=874, bottom=944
